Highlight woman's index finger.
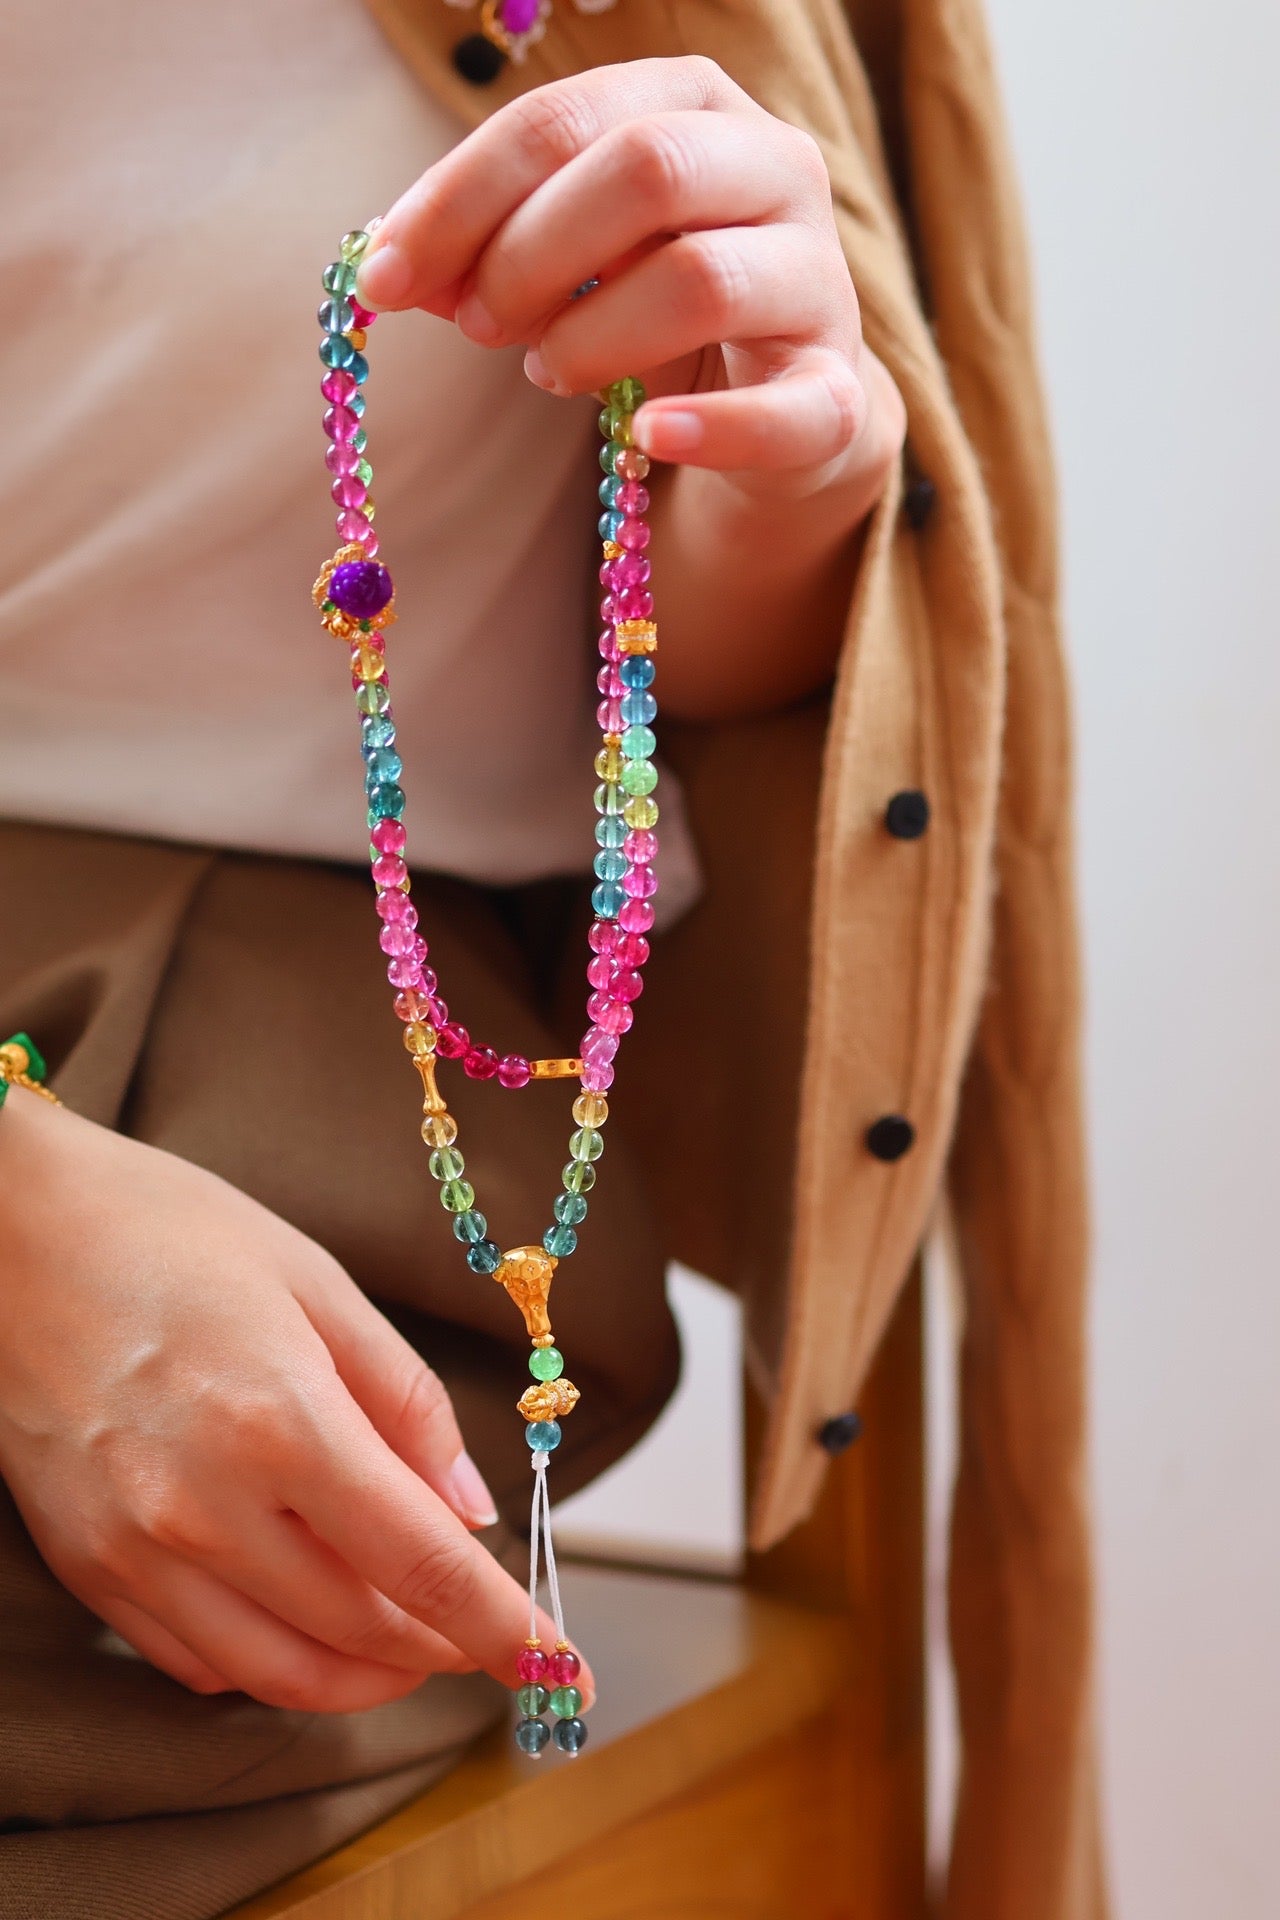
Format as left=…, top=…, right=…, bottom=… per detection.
left=356, top=54, right=750, bottom=314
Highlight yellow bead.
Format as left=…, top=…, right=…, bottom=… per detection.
left=594, top=745, right=623, bottom=781
left=623, top=794, right=659, bottom=829
left=402, top=1022, right=436, bottom=1055
left=421, top=1111, right=458, bottom=1148
left=572, top=1092, right=609, bottom=1128
left=351, top=642, right=385, bottom=681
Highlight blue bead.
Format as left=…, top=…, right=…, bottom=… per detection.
left=554, top=1192, right=588, bottom=1226
left=466, top=1239, right=503, bottom=1275
left=552, top=1716, right=588, bottom=1755
left=594, top=782, right=625, bottom=818
left=515, top=1716, right=551, bottom=1756
left=526, top=1420, right=562, bottom=1451
left=364, top=747, right=402, bottom=786
left=593, top=848, right=627, bottom=882
left=598, top=475, right=622, bottom=508
left=599, top=440, right=624, bottom=475
left=452, top=1209, right=489, bottom=1244
left=319, top=333, right=355, bottom=369
left=591, top=882, right=624, bottom=919
left=619, top=657, right=655, bottom=688
left=319, top=297, right=353, bottom=333
left=366, top=782, right=405, bottom=820
left=598, top=510, right=623, bottom=542
left=349, top=392, right=366, bottom=419
left=348, top=350, right=369, bottom=386
left=361, top=715, right=396, bottom=753
left=595, top=815, right=626, bottom=848
left=543, top=1223, right=577, bottom=1259
left=620, top=690, right=657, bottom=726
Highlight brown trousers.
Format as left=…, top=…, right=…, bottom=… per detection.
left=0, top=824, right=678, bottom=1919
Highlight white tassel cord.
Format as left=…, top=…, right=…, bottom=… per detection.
left=526, top=1449, right=567, bottom=1646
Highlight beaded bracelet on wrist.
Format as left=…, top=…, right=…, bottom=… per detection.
left=313, top=224, right=660, bottom=1757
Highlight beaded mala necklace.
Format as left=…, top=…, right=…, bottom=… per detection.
left=313, top=226, right=658, bottom=1759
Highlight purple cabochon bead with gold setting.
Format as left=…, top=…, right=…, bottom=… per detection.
left=329, top=560, right=394, bottom=618
left=502, top=0, right=541, bottom=33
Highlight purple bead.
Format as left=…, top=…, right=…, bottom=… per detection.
left=502, top=0, right=541, bottom=32
left=329, top=560, right=395, bottom=618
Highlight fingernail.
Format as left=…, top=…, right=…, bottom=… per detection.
left=635, top=406, right=703, bottom=456
left=523, top=347, right=562, bottom=394
left=356, top=241, right=412, bottom=310
left=447, top=1451, right=499, bottom=1528
left=454, top=290, right=502, bottom=344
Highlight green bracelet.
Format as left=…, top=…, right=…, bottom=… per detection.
left=0, top=1034, right=61, bottom=1111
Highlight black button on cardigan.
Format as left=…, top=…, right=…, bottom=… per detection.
left=452, top=33, right=507, bottom=84
left=885, top=789, right=930, bottom=839
left=866, top=1115, right=916, bottom=1162
left=817, top=1412, right=864, bottom=1455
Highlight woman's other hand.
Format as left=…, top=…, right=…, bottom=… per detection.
left=0, top=1091, right=586, bottom=1711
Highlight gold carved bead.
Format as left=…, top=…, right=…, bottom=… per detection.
left=518, top=1378, right=581, bottom=1423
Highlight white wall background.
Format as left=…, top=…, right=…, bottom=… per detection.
left=982, top=2, right=1280, bottom=1913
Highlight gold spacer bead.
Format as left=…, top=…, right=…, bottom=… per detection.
left=347, top=327, right=367, bottom=352
left=528, top=1057, right=586, bottom=1080
left=525, top=1636, right=542, bottom=1650
left=555, top=1640, right=571, bottom=1653
left=616, top=619, right=658, bottom=655
left=532, top=1333, right=556, bottom=1349
left=0, top=1043, right=30, bottom=1076
left=602, top=540, right=624, bottom=561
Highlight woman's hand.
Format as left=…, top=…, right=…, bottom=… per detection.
left=0, top=1092, right=585, bottom=1712
left=357, top=57, right=905, bottom=717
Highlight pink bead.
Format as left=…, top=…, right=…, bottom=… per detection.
left=420, top=969, right=440, bottom=998
left=587, top=994, right=633, bottom=1035
left=615, top=932, right=650, bottom=968
left=371, top=854, right=407, bottom=889
left=379, top=922, right=416, bottom=956
left=321, top=369, right=358, bottom=404
left=611, top=969, right=644, bottom=1003
left=436, top=1022, right=470, bottom=1060
left=394, top=987, right=431, bottom=1023
left=517, top=1646, right=549, bottom=1685
left=623, top=864, right=658, bottom=899
left=619, top=899, right=656, bottom=933
left=599, top=595, right=618, bottom=627
left=616, top=587, right=654, bottom=622
left=588, top=920, right=621, bottom=955
left=337, top=509, right=375, bottom=544
left=581, top=1027, right=619, bottom=1064
left=624, top=829, right=657, bottom=864
left=371, top=818, right=406, bottom=854
left=325, top=440, right=360, bottom=475
left=612, top=553, right=650, bottom=589
left=428, top=998, right=449, bottom=1027
left=498, top=1053, right=532, bottom=1089
left=549, top=1648, right=581, bottom=1686
left=324, top=404, right=359, bottom=443
left=386, top=956, right=423, bottom=989
left=618, top=518, right=650, bottom=553
left=332, top=474, right=367, bottom=508
left=349, top=298, right=377, bottom=329
left=596, top=698, right=625, bottom=732
left=376, top=888, right=415, bottom=924
left=598, top=633, right=621, bottom=663
left=586, top=954, right=615, bottom=990
left=463, top=1046, right=499, bottom=1080
left=597, top=665, right=625, bottom=697
left=582, top=1060, right=615, bottom=1092
left=411, top=934, right=428, bottom=966
left=617, top=480, right=649, bottom=515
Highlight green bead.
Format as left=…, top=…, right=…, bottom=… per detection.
left=517, top=1684, right=549, bottom=1718
left=453, top=1209, right=489, bottom=1244
left=621, top=725, right=656, bottom=761
left=323, top=260, right=357, bottom=295
left=554, top=1192, right=588, bottom=1227
left=599, top=438, right=626, bottom=476
left=366, top=783, right=405, bottom=822
left=595, top=815, right=626, bottom=849
left=569, top=1127, right=604, bottom=1163
left=598, top=404, right=632, bottom=445
left=562, top=1159, right=597, bottom=1195
left=355, top=457, right=373, bottom=486
left=352, top=426, right=368, bottom=454
left=543, top=1224, right=577, bottom=1259
left=440, top=1179, right=476, bottom=1214
left=340, top=229, right=371, bottom=263
left=594, top=781, right=626, bottom=818
left=467, top=1240, right=503, bottom=1275
left=550, top=1685, right=583, bottom=1719
left=609, top=376, right=646, bottom=410
left=355, top=681, right=392, bottom=716
left=319, top=333, right=354, bottom=369
left=621, top=758, right=658, bottom=797
left=429, top=1147, right=465, bottom=1183
left=529, top=1346, right=564, bottom=1382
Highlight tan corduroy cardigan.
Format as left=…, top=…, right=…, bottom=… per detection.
left=363, top=3, right=1106, bottom=1915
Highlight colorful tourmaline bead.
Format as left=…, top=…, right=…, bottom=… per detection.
left=515, top=1717, right=551, bottom=1756
left=550, top=1686, right=583, bottom=1719
left=549, top=1648, right=582, bottom=1687
left=529, top=1346, right=565, bottom=1381
left=526, top=1420, right=562, bottom=1451
left=552, top=1717, right=588, bottom=1755
left=517, top=1684, right=550, bottom=1717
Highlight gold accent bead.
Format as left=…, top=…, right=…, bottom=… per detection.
left=416, top=1057, right=447, bottom=1113
left=526, top=1637, right=542, bottom=1650
left=528, top=1057, right=586, bottom=1080
left=532, top=1333, right=556, bottom=1349
left=347, top=327, right=367, bottom=352
left=495, top=1246, right=558, bottom=1340
left=0, top=1042, right=30, bottom=1076
left=518, top=1378, right=581, bottom=1423
left=602, top=540, right=624, bottom=561
left=616, top=619, right=658, bottom=655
